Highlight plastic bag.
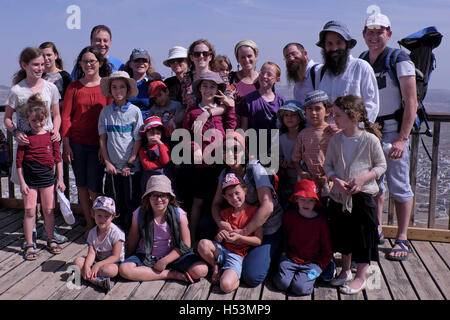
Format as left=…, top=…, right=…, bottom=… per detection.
left=57, top=189, right=75, bottom=225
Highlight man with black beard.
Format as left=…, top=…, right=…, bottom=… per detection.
left=313, top=20, right=379, bottom=122
left=283, top=43, right=318, bottom=104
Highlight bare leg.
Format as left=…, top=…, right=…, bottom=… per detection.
left=119, top=263, right=191, bottom=282
left=389, top=199, right=413, bottom=259
left=220, top=269, right=240, bottom=293
left=374, top=193, right=385, bottom=235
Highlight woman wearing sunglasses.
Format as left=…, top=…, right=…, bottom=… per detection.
left=163, top=46, right=190, bottom=103
left=209, top=131, right=284, bottom=288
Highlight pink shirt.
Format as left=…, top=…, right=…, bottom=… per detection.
left=132, top=207, right=187, bottom=257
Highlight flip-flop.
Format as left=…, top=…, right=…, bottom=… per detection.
left=386, top=239, right=410, bottom=261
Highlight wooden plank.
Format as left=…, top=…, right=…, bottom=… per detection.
left=397, top=240, right=444, bottom=300
left=0, top=231, right=86, bottom=300
left=75, top=282, right=110, bottom=300
left=363, top=262, right=393, bottom=300
left=234, top=283, right=262, bottom=300
left=103, top=279, right=141, bottom=300
left=261, top=281, right=286, bottom=300
left=21, top=246, right=87, bottom=300
left=0, top=198, right=83, bottom=215
left=182, top=278, right=212, bottom=300
left=377, top=240, right=417, bottom=300
left=432, top=242, right=450, bottom=267
left=287, top=293, right=311, bottom=300
left=129, top=280, right=165, bottom=300
left=313, top=285, right=339, bottom=300
left=207, top=284, right=235, bottom=300
left=382, top=226, right=450, bottom=243
left=0, top=222, right=82, bottom=296
left=155, top=280, right=187, bottom=300
left=412, top=241, right=450, bottom=299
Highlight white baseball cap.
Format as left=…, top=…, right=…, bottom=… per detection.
left=365, top=13, right=391, bottom=29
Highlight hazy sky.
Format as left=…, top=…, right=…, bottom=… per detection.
left=0, top=0, right=448, bottom=90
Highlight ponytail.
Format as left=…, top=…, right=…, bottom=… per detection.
left=362, top=116, right=382, bottom=140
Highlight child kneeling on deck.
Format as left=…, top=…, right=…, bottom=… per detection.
left=272, top=179, right=332, bottom=296
left=197, top=173, right=263, bottom=293
left=119, top=175, right=208, bottom=283
left=73, top=196, right=125, bottom=291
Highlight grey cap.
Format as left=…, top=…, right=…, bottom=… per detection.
left=316, top=20, right=357, bottom=49
left=303, top=90, right=329, bottom=107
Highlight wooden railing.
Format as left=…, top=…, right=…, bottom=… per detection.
left=1, top=105, right=449, bottom=241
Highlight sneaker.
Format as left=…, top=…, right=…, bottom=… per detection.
left=320, top=259, right=336, bottom=282
left=42, top=227, right=68, bottom=244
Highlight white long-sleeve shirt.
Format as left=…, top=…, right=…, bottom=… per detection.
left=315, top=55, right=380, bottom=123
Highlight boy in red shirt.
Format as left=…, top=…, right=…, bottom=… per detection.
left=197, top=173, right=262, bottom=293
left=272, top=179, right=332, bottom=296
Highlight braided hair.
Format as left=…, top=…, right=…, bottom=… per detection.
left=333, top=95, right=382, bottom=139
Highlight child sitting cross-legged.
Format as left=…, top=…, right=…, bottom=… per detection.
left=73, top=196, right=125, bottom=291
left=197, top=173, right=262, bottom=293
left=272, top=179, right=332, bottom=296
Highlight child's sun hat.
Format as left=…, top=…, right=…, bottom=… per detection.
left=92, top=196, right=116, bottom=215
left=289, top=179, right=321, bottom=205
left=139, top=116, right=169, bottom=136
left=142, top=175, right=176, bottom=199
left=192, top=72, right=226, bottom=99
left=277, top=100, right=306, bottom=125
left=100, top=71, right=139, bottom=99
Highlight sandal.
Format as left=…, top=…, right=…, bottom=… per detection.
left=23, top=243, right=37, bottom=261
left=95, top=277, right=111, bottom=291
left=46, top=238, right=62, bottom=255
left=386, top=239, right=410, bottom=261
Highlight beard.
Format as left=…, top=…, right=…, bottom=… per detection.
left=322, top=48, right=349, bottom=76
left=285, top=56, right=308, bottom=83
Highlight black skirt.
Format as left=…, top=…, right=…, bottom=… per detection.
left=325, top=192, right=379, bottom=263
left=22, top=161, right=55, bottom=188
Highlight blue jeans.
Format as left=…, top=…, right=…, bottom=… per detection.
left=241, top=229, right=282, bottom=287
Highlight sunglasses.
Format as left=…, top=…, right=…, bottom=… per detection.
left=169, top=58, right=186, bottom=65
left=192, top=51, right=212, bottom=58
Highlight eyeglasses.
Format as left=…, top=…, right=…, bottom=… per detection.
left=169, top=58, right=186, bottom=65
left=192, top=51, right=211, bottom=58
left=81, top=59, right=98, bottom=65
left=150, top=193, right=169, bottom=201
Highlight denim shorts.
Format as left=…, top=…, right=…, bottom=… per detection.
left=215, top=242, right=244, bottom=278
left=123, top=251, right=202, bottom=273
left=70, top=142, right=104, bottom=193
left=377, top=132, right=414, bottom=203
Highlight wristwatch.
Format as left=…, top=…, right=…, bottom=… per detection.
left=12, top=128, right=19, bottom=137
left=126, top=162, right=135, bottom=169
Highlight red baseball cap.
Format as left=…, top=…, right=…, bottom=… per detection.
left=139, top=116, right=169, bottom=136
left=148, top=81, right=167, bottom=99
left=289, top=179, right=321, bottom=205
left=221, top=172, right=243, bottom=193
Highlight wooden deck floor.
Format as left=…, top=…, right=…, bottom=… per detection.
left=0, top=207, right=449, bottom=301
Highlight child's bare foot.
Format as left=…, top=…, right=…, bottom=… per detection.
left=211, top=265, right=220, bottom=284
left=171, top=270, right=194, bottom=284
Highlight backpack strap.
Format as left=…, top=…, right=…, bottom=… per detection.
left=385, top=48, right=402, bottom=88
left=309, top=63, right=325, bottom=90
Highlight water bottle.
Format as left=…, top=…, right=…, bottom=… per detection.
left=382, top=142, right=399, bottom=161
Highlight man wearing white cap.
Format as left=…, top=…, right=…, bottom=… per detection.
left=361, top=13, right=417, bottom=261
left=314, top=20, right=379, bottom=123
